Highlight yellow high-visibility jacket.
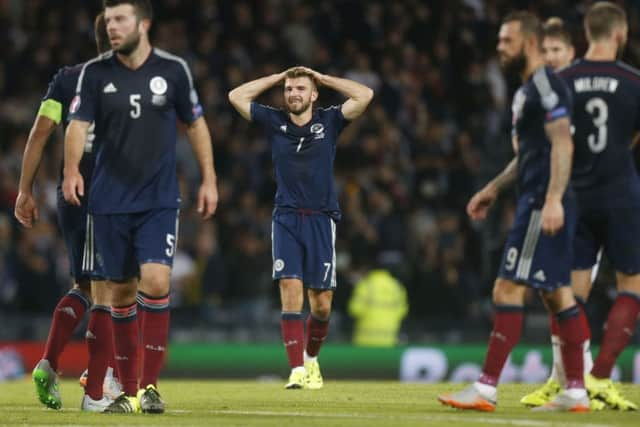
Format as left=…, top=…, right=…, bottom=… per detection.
left=348, top=269, right=409, bottom=347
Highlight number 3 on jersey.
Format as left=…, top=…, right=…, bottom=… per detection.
left=586, top=97, right=608, bottom=153
left=130, top=94, right=141, bottom=119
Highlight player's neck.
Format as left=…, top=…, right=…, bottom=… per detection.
left=289, top=108, right=313, bottom=127
left=522, top=55, right=545, bottom=82
left=116, top=39, right=152, bottom=70
left=585, top=42, right=617, bottom=61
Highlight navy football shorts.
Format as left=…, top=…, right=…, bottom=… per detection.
left=83, top=208, right=179, bottom=281
left=271, top=211, right=337, bottom=290
left=498, top=193, right=576, bottom=291
left=573, top=205, right=640, bottom=275
left=56, top=189, right=91, bottom=282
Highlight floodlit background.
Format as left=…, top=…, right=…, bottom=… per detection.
left=1, top=0, right=640, bottom=380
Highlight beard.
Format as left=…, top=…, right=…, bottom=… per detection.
left=286, top=99, right=312, bottom=115
left=500, top=48, right=527, bottom=79
left=115, top=31, right=141, bottom=56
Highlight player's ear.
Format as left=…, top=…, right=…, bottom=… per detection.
left=524, top=34, right=538, bottom=55
left=139, top=18, right=151, bottom=34
left=614, top=26, right=627, bottom=48
left=311, top=89, right=318, bottom=103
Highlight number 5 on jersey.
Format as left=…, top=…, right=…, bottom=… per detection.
left=166, top=233, right=175, bottom=257
left=130, top=94, right=141, bottom=119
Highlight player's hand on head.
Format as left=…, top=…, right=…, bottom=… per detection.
left=197, top=181, right=218, bottom=220
left=287, top=66, right=322, bottom=80
left=14, top=192, right=39, bottom=228
left=541, top=197, right=564, bottom=236
left=62, top=170, right=84, bottom=207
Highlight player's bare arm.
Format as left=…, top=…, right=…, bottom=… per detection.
left=228, top=71, right=288, bottom=120
left=467, top=156, right=517, bottom=221
left=15, top=115, right=58, bottom=227
left=62, top=119, right=91, bottom=206
left=542, top=117, right=574, bottom=235
left=185, top=116, right=218, bottom=219
left=467, top=136, right=518, bottom=221
left=301, top=67, right=374, bottom=120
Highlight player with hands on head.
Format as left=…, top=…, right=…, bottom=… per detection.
left=229, top=65, right=373, bottom=389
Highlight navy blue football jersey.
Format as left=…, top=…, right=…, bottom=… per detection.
left=70, top=49, right=203, bottom=214
left=41, top=64, right=96, bottom=185
left=511, top=66, right=572, bottom=198
left=559, top=60, right=640, bottom=207
left=250, top=103, right=348, bottom=220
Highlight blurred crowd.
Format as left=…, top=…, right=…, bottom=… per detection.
left=1, top=0, right=640, bottom=340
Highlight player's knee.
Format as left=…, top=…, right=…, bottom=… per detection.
left=309, top=292, right=332, bottom=319
left=311, top=303, right=331, bottom=320
left=91, top=281, right=111, bottom=306
left=541, top=286, right=575, bottom=313
left=279, top=279, right=303, bottom=304
left=492, top=278, right=524, bottom=305
left=73, top=280, right=92, bottom=300
left=140, top=273, right=170, bottom=297
left=616, top=272, right=640, bottom=294
left=74, top=278, right=91, bottom=293
left=109, top=279, right=138, bottom=305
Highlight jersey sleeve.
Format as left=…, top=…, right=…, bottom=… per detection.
left=250, top=102, right=279, bottom=128
left=38, top=68, right=66, bottom=125
left=534, top=68, right=572, bottom=124
left=174, top=61, right=203, bottom=124
left=327, top=104, right=348, bottom=133
left=69, top=63, right=99, bottom=123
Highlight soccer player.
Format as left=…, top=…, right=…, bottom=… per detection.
left=556, top=2, right=639, bottom=410
left=14, top=13, right=121, bottom=412
left=228, top=66, right=373, bottom=389
left=541, top=17, right=575, bottom=71
left=520, top=16, right=587, bottom=408
left=438, top=11, right=590, bottom=412
left=63, top=0, right=218, bottom=413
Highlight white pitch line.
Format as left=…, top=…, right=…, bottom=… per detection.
left=2, top=407, right=616, bottom=427
left=170, top=408, right=615, bottom=427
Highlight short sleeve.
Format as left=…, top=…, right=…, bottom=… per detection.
left=250, top=102, right=279, bottom=127
left=174, top=61, right=203, bottom=124
left=533, top=68, right=572, bottom=123
left=326, top=104, right=348, bottom=133
left=38, top=68, right=65, bottom=124
left=69, top=63, right=99, bottom=123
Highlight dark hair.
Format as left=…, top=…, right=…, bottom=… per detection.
left=94, top=13, right=110, bottom=54
left=503, top=11, right=543, bottom=45
left=584, top=1, right=626, bottom=41
left=103, top=0, right=153, bottom=21
left=543, top=17, right=573, bottom=46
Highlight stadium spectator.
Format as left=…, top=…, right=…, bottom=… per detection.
left=2, top=0, right=640, bottom=346
left=348, top=266, right=408, bottom=347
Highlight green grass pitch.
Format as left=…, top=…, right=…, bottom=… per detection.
left=0, top=379, right=639, bottom=426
